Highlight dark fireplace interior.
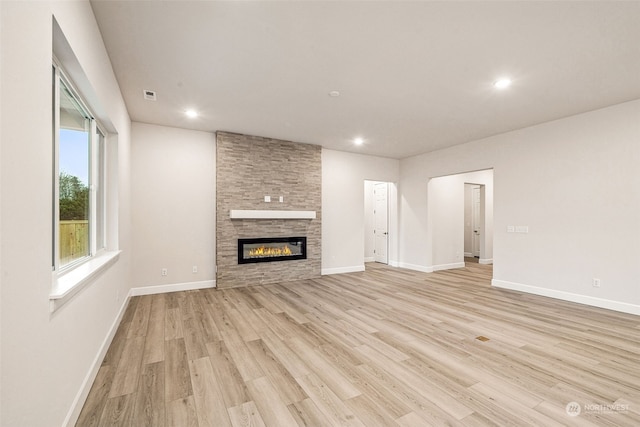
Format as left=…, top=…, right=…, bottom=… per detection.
left=238, top=237, right=307, bottom=264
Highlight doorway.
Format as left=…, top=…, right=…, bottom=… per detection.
left=428, top=169, right=493, bottom=271
left=464, top=184, right=482, bottom=262
left=374, top=182, right=389, bottom=264
left=364, top=181, right=390, bottom=265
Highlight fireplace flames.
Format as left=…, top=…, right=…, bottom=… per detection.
left=238, top=237, right=306, bottom=264
left=248, top=244, right=293, bottom=258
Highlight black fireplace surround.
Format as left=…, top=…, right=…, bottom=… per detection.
left=238, top=237, right=307, bottom=264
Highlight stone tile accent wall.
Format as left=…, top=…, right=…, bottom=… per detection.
left=216, top=132, right=321, bottom=288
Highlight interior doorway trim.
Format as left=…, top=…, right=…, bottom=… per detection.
left=364, top=180, right=397, bottom=267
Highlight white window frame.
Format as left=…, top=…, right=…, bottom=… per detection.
left=50, top=59, right=120, bottom=312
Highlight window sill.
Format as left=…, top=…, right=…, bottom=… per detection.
left=50, top=250, right=121, bottom=312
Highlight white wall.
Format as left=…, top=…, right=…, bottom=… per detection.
left=400, top=100, right=640, bottom=314
left=322, top=149, right=400, bottom=274
left=0, top=1, right=131, bottom=426
left=429, top=174, right=464, bottom=269
left=131, top=123, right=216, bottom=290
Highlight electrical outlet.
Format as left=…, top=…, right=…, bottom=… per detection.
left=161, top=268, right=168, bottom=276
left=592, top=278, right=601, bottom=288
left=192, top=265, right=198, bottom=273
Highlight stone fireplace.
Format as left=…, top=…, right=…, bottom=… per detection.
left=216, top=132, right=321, bottom=288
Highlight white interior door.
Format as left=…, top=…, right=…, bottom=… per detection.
left=471, top=185, right=481, bottom=257
left=374, top=182, right=388, bottom=264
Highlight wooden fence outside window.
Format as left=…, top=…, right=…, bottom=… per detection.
left=60, top=220, right=89, bottom=265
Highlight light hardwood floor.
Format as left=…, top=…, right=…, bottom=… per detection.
left=77, top=263, right=640, bottom=426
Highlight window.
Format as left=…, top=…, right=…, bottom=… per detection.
left=53, top=61, right=106, bottom=271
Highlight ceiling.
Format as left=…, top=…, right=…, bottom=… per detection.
left=90, top=1, right=640, bottom=159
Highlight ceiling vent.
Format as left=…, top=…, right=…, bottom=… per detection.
left=143, top=89, right=157, bottom=101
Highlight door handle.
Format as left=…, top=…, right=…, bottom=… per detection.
left=383, top=232, right=388, bottom=235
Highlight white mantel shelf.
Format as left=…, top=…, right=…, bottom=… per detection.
left=230, top=209, right=316, bottom=220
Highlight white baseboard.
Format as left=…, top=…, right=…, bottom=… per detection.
left=478, top=258, right=493, bottom=265
left=396, top=262, right=466, bottom=273
left=492, top=279, right=640, bottom=316
left=365, top=259, right=399, bottom=266
left=321, top=265, right=365, bottom=275
left=433, top=262, right=466, bottom=271
left=364, top=257, right=375, bottom=263
left=464, top=252, right=473, bottom=257
left=130, top=279, right=216, bottom=296
left=63, top=295, right=130, bottom=427
left=398, top=262, right=434, bottom=273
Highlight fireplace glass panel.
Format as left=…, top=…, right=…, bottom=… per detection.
left=238, top=237, right=306, bottom=264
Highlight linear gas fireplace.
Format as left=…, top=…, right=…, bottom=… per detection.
left=238, top=237, right=307, bottom=264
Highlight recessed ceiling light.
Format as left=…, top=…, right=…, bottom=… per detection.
left=185, top=109, right=198, bottom=118
left=354, top=137, right=364, bottom=145
left=329, top=90, right=340, bottom=97
left=493, top=78, right=512, bottom=89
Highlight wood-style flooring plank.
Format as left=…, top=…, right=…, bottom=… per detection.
left=220, top=325, right=265, bottom=382
left=75, top=366, right=114, bottom=427
left=189, top=291, right=222, bottom=343
left=246, top=339, right=308, bottom=405
left=206, top=340, right=252, bottom=408
left=164, top=338, right=192, bottom=402
left=287, top=398, right=333, bottom=427
left=356, top=343, right=474, bottom=420
left=127, top=294, right=152, bottom=338
left=108, top=335, right=146, bottom=398
left=97, top=393, right=135, bottom=427
left=101, top=320, right=131, bottom=369
left=189, top=356, right=232, bottom=427
left=246, top=376, right=300, bottom=427
left=228, top=401, right=267, bottom=427
left=288, top=337, right=361, bottom=401
left=164, top=307, right=184, bottom=341
left=356, top=362, right=461, bottom=426
left=132, top=361, right=165, bottom=427
left=226, top=307, right=261, bottom=342
left=165, top=396, right=198, bottom=427
left=344, top=393, right=399, bottom=427
left=142, top=294, right=165, bottom=364
left=77, top=262, right=640, bottom=427
left=295, top=373, right=366, bottom=427
left=180, top=296, right=210, bottom=360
